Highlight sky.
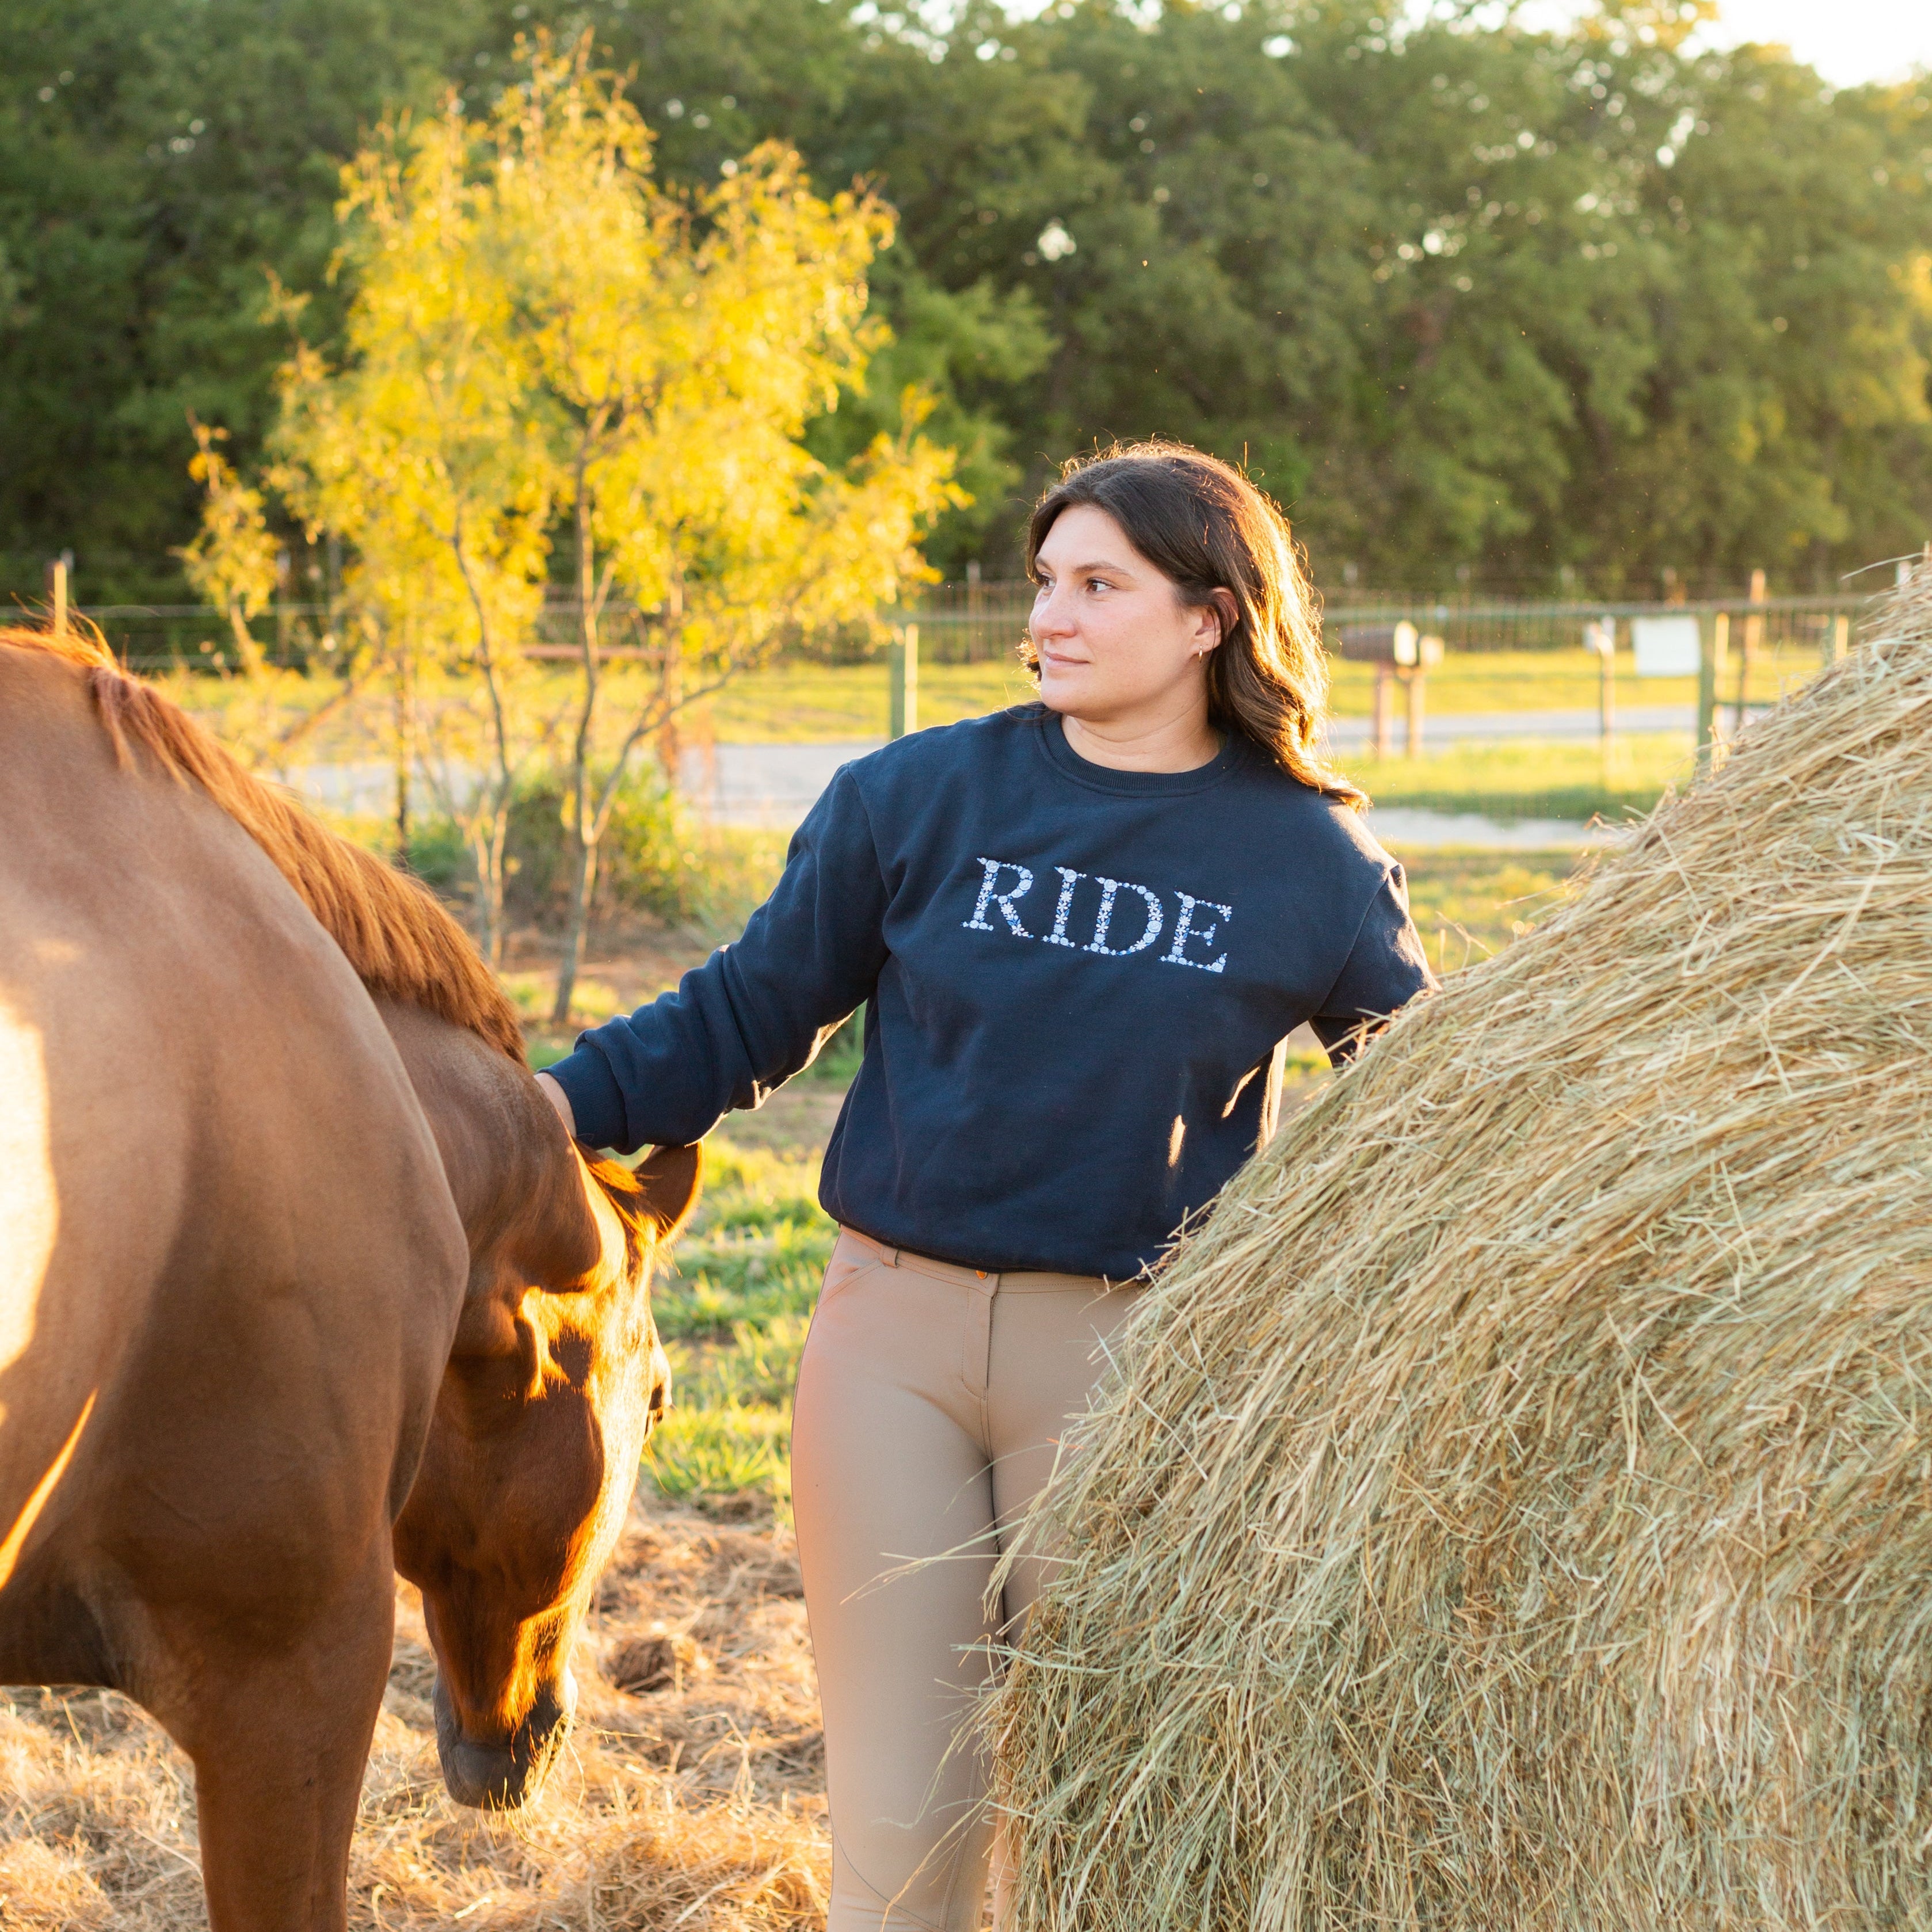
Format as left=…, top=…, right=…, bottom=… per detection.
left=1533, top=0, right=1932, bottom=88
left=990, top=0, right=1932, bottom=89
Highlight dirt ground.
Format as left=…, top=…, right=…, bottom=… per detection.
left=0, top=1496, right=831, bottom=1930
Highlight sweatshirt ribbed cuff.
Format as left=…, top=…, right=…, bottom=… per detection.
left=544, top=1043, right=630, bottom=1153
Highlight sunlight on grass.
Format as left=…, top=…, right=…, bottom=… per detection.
left=646, top=1400, right=794, bottom=1515
left=1346, top=733, right=1694, bottom=823
left=684, top=646, right=1828, bottom=742
left=500, top=971, right=623, bottom=1023
left=1397, top=848, right=1583, bottom=975
left=642, top=1138, right=833, bottom=1520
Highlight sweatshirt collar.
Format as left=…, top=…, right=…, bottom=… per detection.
left=1032, top=706, right=1249, bottom=798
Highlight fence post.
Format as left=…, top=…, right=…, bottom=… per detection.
left=1735, top=567, right=1765, bottom=734
left=1697, top=611, right=1728, bottom=769
left=1404, top=670, right=1425, bottom=757
left=46, top=555, right=68, bottom=639
left=1584, top=616, right=1615, bottom=746
left=1371, top=662, right=1393, bottom=759
left=889, top=623, right=919, bottom=738
left=1827, top=612, right=1849, bottom=668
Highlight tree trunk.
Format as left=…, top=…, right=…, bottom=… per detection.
left=551, top=834, right=599, bottom=1025
left=391, top=638, right=413, bottom=866
left=470, top=795, right=510, bottom=970
left=446, top=515, right=516, bottom=973
left=550, top=467, right=605, bottom=1030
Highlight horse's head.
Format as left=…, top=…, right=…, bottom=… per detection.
left=393, top=1125, right=699, bottom=1810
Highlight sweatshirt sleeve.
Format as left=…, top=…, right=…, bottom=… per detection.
left=1309, top=863, right=1438, bottom=1065
left=543, top=767, right=890, bottom=1152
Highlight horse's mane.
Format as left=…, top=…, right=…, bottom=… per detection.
left=6, top=622, right=526, bottom=1063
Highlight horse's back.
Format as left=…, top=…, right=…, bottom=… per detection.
left=0, top=645, right=466, bottom=1691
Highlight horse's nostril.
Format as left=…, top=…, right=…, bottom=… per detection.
left=433, top=1675, right=576, bottom=1811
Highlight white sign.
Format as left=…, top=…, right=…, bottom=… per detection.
left=1632, top=615, right=1701, bottom=679
left=1393, top=620, right=1419, bottom=667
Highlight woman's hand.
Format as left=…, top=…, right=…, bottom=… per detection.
left=535, top=1070, right=576, bottom=1138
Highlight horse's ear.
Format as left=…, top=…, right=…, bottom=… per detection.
left=627, top=1142, right=702, bottom=1241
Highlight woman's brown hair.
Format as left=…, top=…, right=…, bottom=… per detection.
left=1023, top=440, right=1363, bottom=807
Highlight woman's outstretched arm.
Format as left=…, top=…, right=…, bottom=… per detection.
left=540, top=767, right=889, bottom=1152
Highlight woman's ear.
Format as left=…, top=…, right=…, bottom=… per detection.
left=1198, top=589, right=1239, bottom=655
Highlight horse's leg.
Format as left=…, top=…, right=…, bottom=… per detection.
left=172, top=1560, right=395, bottom=1932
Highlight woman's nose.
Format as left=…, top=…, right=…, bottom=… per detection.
left=1032, top=585, right=1075, bottom=639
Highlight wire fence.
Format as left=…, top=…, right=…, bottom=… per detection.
left=43, top=580, right=1895, bottom=676
left=898, top=581, right=1887, bottom=662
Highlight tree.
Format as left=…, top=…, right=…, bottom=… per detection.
left=474, top=37, right=958, bottom=1021
left=0, top=0, right=500, bottom=602
left=258, top=35, right=955, bottom=1000
left=11, top=0, right=1931, bottom=600
left=177, top=417, right=280, bottom=670
left=271, top=97, right=556, bottom=966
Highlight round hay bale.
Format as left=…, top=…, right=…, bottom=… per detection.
left=988, top=582, right=1932, bottom=1932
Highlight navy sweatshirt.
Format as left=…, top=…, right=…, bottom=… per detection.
left=547, top=706, right=1435, bottom=1281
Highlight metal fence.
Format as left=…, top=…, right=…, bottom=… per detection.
left=56, top=581, right=1891, bottom=676
left=895, top=582, right=1885, bottom=663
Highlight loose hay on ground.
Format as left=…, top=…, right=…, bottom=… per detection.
left=988, top=581, right=1932, bottom=1932
left=0, top=1502, right=827, bottom=1930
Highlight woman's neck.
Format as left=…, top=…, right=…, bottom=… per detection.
left=1058, top=706, right=1222, bottom=775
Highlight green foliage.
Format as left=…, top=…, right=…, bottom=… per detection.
left=407, top=762, right=791, bottom=930
left=503, top=767, right=691, bottom=924
left=0, top=0, right=496, bottom=600
left=6, top=0, right=1929, bottom=597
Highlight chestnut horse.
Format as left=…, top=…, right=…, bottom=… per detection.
left=0, top=626, right=696, bottom=1930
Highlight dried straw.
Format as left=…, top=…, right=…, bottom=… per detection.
left=988, top=577, right=1932, bottom=1931
left=0, top=1506, right=829, bottom=1930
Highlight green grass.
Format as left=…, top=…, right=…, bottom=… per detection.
left=1399, top=847, right=1582, bottom=977
left=1344, top=731, right=1695, bottom=824
left=641, top=1138, right=835, bottom=1521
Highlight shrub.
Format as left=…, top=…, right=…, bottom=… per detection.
left=406, top=765, right=789, bottom=935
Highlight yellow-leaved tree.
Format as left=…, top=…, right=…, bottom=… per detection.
left=272, top=98, right=556, bottom=965
left=485, top=37, right=960, bottom=1022
left=177, top=417, right=281, bottom=674
left=257, top=32, right=958, bottom=999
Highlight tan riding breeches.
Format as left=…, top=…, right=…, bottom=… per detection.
left=790, top=1228, right=1142, bottom=1932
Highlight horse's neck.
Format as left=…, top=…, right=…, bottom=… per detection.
left=376, top=1001, right=598, bottom=1286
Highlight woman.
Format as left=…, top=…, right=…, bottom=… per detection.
left=539, top=442, right=1434, bottom=1931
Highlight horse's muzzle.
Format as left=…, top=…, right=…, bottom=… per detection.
left=433, top=1670, right=576, bottom=1809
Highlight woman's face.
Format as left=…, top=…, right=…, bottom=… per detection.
left=1030, top=505, right=1225, bottom=728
